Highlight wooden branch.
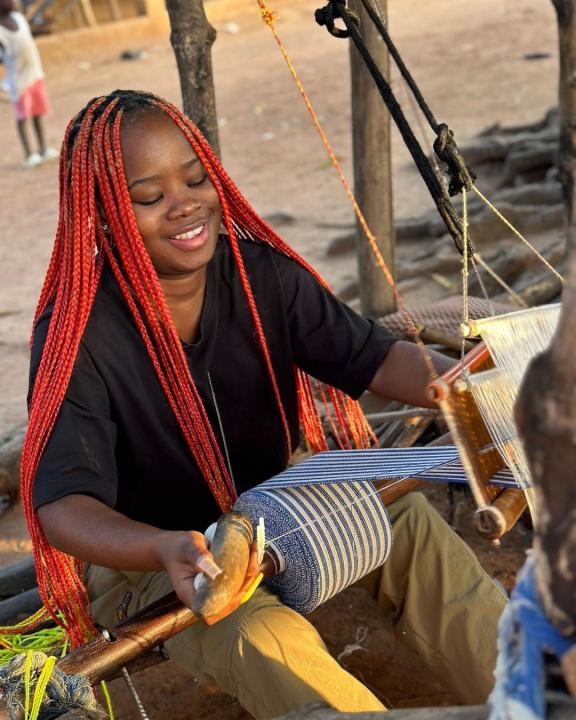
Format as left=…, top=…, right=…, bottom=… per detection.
left=512, top=267, right=564, bottom=306
left=365, top=408, right=439, bottom=424
left=0, top=587, right=42, bottom=625
left=0, top=425, right=25, bottom=500
left=418, top=326, right=473, bottom=353
left=274, top=698, right=576, bottom=720
left=498, top=144, right=557, bottom=188
left=0, top=557, right=36, bottom=599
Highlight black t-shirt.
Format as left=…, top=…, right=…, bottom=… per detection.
left=31, top=237, right=397, bottom=531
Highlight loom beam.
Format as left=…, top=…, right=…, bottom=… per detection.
left=429, top=342, right=528, bottom=541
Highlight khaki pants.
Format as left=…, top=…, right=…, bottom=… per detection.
left=86, top=493, right=506, bottom=718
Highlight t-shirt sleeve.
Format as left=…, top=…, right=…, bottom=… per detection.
left=271, top=252, right=399, bottom=399
left=30, top=315, right=118, bottom=510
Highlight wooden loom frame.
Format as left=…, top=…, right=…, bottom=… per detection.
left=428, top=341, right=527, bottom=541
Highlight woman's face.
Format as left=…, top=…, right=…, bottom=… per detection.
left=120, top=110, right=222, bottom=281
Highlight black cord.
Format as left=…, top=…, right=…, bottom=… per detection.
left=315, top=0, right=475, bottom=256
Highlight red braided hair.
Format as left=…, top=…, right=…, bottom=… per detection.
left=13, top=90, right=375, bottom=647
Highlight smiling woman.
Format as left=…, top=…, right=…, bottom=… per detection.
left=15, top=89, right=506, bottom=719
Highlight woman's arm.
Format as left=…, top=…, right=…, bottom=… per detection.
left=367, top=340, right=455, bottom=409
left=37, top=494, right=221, bottom=608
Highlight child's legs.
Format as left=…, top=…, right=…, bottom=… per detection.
left=16, top=118, right=32, bottom=158
left=359, top=492, right=506, bottom=704
left=86, top=566, right=385, bottom=720
left=32, top=115, right=46, bottom=155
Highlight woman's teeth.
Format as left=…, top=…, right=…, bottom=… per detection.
left=172, top=225, right=204, bottom=240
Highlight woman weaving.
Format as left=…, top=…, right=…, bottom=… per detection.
left=27, top=89, right=505, bottom=718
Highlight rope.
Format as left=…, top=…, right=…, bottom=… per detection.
left=0, top=651, right=106, bottom=719
left=314, top=0, right=474, bottom=255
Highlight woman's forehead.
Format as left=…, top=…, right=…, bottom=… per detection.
left=120, top=111, right=199, bottom=178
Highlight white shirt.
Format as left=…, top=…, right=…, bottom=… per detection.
left=0, top=12, right=44, bottom=102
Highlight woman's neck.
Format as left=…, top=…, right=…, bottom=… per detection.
left=160, top=269, right=208, bottom=345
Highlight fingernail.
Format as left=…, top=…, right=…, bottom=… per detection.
left=197, top=555, right=222, bottom=580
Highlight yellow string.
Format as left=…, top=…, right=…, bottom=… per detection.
left=255, top=0, right=438, bottom=379
left=29, top=655, right=57, bottom=720
left=101, top=680, right=115, bottom=720
left=471, top=186, right=564, bottom=282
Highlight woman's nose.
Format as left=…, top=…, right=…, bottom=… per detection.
left=166, top=189, right=201, bottom=220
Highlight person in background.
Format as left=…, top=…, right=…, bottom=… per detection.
left=0, top=0, right=57, bottom=168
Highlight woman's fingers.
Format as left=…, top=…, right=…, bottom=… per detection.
left=202, top=542, right=263, bottom=626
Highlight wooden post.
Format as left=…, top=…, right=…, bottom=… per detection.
left=349, top=0, right=396, bottom=318
left=165, top=0, right=221, bottom=156
left=515, top=0, right=576, bottom=640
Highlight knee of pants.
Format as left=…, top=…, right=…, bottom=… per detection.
left=387, top=491, right=439, bottom=534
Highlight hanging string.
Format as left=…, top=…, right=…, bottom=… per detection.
left=473, top=254, right=528, bottom=309
left=471, top=186, right=565, bottom=282
left=256, top=0, right=438, bottom=380
left=460, top=188, right=470, bottom=370
left=470, top=258, right=496, bottom=315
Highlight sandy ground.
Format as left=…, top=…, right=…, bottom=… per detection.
left=0, top=0, right=560, bottom=715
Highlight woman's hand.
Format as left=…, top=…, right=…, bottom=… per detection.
left=203, top=541, right=262, bottom=626
left=155, top=531, right=262, bottom=624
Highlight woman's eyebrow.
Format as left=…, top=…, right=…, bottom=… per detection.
left=127, top=158, right=199, bottom=190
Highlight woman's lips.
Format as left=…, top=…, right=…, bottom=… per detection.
left=167, top=223, right=209, bottom=251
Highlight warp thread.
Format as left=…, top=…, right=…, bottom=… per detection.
left=0, top=652, right=106, bottom=720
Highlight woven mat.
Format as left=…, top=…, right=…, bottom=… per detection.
left=379, top=295, right=515, bottom=338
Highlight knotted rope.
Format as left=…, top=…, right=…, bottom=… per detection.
left=0, top=652, right=106, bottom=720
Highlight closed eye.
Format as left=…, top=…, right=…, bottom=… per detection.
left=134, top=195, right=163, bottom=206
left=188, top=172, right=208, bottom=188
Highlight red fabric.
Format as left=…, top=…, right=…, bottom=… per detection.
left=14, top=78, right=50, bottom=120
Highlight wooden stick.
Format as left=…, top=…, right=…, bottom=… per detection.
left=0, top=558, right=36, bottom=599
left=0, top=587, right=41, bottom=625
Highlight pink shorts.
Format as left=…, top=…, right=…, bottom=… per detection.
left=14, top=78, right=51, bottom=121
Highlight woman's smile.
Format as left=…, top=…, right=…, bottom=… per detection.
left=168, top=222, right=210, bottom=251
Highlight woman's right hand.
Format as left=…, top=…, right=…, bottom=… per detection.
left=154, top=530, right=221, bottom=610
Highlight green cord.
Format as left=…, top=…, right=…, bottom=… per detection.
left=100, top=680, right=115, bottom=720
left=0, top=625, right=67, bottom=664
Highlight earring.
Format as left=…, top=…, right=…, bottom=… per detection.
left=102, top=223, right=109, bottom=232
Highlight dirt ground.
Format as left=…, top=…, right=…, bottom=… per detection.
left=0, top=0, right=560, bottom=716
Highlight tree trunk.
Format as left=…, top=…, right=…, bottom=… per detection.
left=514, top=0, right=576, bottom=637
left=349, top=0, right=396, bottom=317
left=165, top=0, right=220, bottom=155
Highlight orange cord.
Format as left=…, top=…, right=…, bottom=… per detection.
left=256, top=0, right=438, bottom=380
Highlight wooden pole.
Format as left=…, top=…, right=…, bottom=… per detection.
left=515, top=0, right=576, bottom=643
left=165, top=0, right=221, bottom=155
left=349, top=0, right=396, bottom=318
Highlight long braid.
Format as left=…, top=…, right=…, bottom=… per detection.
left=6, top=89, right=375, bottom=646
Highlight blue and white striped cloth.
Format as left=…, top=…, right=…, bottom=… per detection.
left=234, top=445, right=518, bottom=614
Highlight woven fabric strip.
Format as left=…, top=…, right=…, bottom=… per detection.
left=260, top=446, right=517, bottom=489
left=234, top=446, right=518, bottom=614
left=235, top=479, right=392, bottom=614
